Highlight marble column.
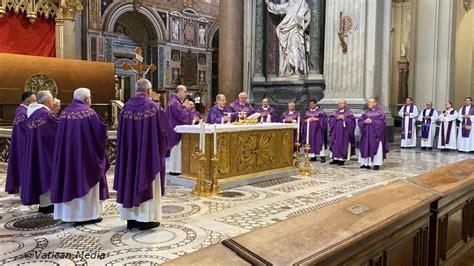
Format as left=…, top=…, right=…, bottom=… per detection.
left=253, top=0, right=265, bottom=82
left=56, top=0, right=83, bottom=59
left=307, top=0, right=323, bottom=78
left=218, top=0, right=243, bottom=101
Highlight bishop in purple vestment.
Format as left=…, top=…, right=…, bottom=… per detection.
left=230, top=92, right=254, bottom=120
left=281, top=102, right=301, bottom=151
left=114, top=79, right=170, bottom=230
left=165, top=85, right=192, bottom=174
left=51, top=88, right=109, bottom=224
left=302, top=99, right=328, bottom=163
left=5, top=91, right=36, bottom=194
left=21, top=90, right=58, bottom=213
left=208, top=94, right=234, bottom=124
left=328, top=99, right=356, bottom=166
left=358, top=97, right=389, bottom=170
left=256, top=98, right=278, bottom=123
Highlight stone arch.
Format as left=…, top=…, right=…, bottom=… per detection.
left=208, top=22, right=219, bottom=48
left=101, top=2, right=168, bottom=41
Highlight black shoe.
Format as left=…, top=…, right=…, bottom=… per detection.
left=169, top=172, right=181, bottom=176
left=38, top=205, right=54, bottom=214
left=320, top=157, right=326, bottom=163
left=420, top=147, right=426, bottom=150
left=310, top=157, right=317, bottom=162
left=373, top=166, right=380, bottom=170
left=329, top=160, right=338, bottom=165
left=127, top=220, right=138, bottom=229
left=137, top=221, right=160, bottom=230
left=337, top=161, right=345, bottom=166
left=74, top=217, right=103, bottom=226
left=360, top=165, right=370, bottom=169
left=428, top=147, right=433, bottom=151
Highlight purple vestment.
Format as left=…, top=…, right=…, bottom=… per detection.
left=461, top=104, right=474, bottom=138
left=256, top=106, right=278, bottom=122
left=191, top=110, right=202, bottom=123
left=421, top=108, right=435, bottom=139
left=21, top=107, right=58, bottom=205
left=207, top=104, right=234, bottom=124
left=165, top=94, right=192, bottom=155
left=302, top=107, right=328, bottom=154
left=114, top=94, right=170, bottom=208
left=328, top=108, right=356, bottom=159
left=5, top=105, right=27, bottom=194
left=281, top=111, right=301, bottom=149
left=50, top=100, right=110, bottom=203
left=358, top=107, right=389, bottom=160
left=230, top=99, right=255, bottom=120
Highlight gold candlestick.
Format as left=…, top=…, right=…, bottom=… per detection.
left=210, top=156, right=221, bottom=195
left=293, top=142, right=301, bottom=168
left=299, top=144, right=313, bottom=176
left=192, top=147, right=210, bottom=197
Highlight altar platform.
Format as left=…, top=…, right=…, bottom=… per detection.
left=170, top=123, right=299, bottom=189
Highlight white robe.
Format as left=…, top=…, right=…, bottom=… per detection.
left=437, top=108, right=458, bottom=150
left=358, top=141, right=384, bottom=166
left=54, top=183, right=102, bottom=222
left=39, top=191, right=52, bottom=207
left=166, top=141, right=182, bottom=173
left=417, top=108, right=439, bottom=148
left=457, top=105, right=474, bottom=152
left=399, top=105, right=418, bottom=147
left=120, top=175, right=162, bottom=223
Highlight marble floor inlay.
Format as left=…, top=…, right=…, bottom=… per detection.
left=0, top=146, right=472, bottom=265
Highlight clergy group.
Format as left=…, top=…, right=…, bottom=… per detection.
left=4, top=78, right=474, bottom=230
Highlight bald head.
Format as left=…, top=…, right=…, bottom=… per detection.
left=338, top=99, right=347, bottom=110
left=367, top=97, right=378, bottom=109
left=262, top=98, right=270, bottom=107
left=288, top=101, right=296, bottom=111
left=238, top=92, right=248, bottom=104
left=176, top=85, right=188, bottom=100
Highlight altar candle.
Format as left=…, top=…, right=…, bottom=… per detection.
left=199, top=120, right=203, bottom=152
left=306, top=118, right=310, bottom=145
left=213, top=124, right=217, bottom=156
left=202, top=122, right=206, bottom=154
left=297, top=116, right=300, bottom=142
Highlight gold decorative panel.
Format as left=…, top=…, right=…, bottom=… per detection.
left=181, top=128, right=295, bottom=183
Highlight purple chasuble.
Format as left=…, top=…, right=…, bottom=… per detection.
left=256, top=106, right=278, bottom=122
left=302, top=107, right=328, bottom=154
left=230, top=99, right=255, bottom=120
left=401, top=104, right=414, bottom=139
left=441, top=109, right=455, bottom=145
left=328, top=108, right=356, bottom=159
left=114, top=94, right=170, bottom=208
left=208, top=104, right=234, bottom=124
left=358, top=107, right=389, bottom=160
left=281, top=111, right=301, bottom=149
left=50, top=100, right=110, bottom=203
left=5, top=105, right=27, bottom=194
left=192, top=110, right=202, bottom=122
left=461, top=104, right=474, bottom=138
left=21, top=107, right=58, bottom=205
left=421, top=108, right=435, bottom=139
left=165, top=94, right=192, bottom=155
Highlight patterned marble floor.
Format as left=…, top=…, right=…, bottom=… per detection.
left=0, top=146, right=472, bottom=265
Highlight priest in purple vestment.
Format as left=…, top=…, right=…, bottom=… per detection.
left=358, top=97, right=389, bottom=170
left=230, top=92, right=254, bottom=120
left=256, top=98, right=278, bottom=123
left=281, top=102, right=301, bottom=151
left=51, top=88, right=109, bottom=224
left=165, top=85, right=192, bottom=174
left=5, top=91, right=36, bottom=195
left=328, top=99, right=356, bottom=166
left=208, top=94, right=234, bottom=124
left=457, top=97, right=474, bottom=152
left=114, top=79, right=170, bottom=230
left=302, top=99, right=328, bottom=163
left=190, top=101, right=202, bottom=125
left=21, top=90, right=58, bottom=213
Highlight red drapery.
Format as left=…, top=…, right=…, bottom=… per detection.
left=0, top=11, right=55, bottom=57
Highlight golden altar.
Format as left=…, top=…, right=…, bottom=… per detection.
left=175, top=123, right=298, bottom=187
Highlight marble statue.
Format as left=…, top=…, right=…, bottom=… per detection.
left=265, top=0, right=311, bottom=76
left=172, top=19, right=180, bottom=41
left=199, top=25, right=206, bottom=45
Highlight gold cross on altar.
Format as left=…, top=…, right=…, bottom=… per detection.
left=121, top=47, right=157, bottom=79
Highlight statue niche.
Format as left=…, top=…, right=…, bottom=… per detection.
left=265, top=0, right=311, bottom=76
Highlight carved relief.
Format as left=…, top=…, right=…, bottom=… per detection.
left=24, top=74, right=59, bottom=98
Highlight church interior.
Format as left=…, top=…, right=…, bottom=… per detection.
left=0, top=0, right=473, bottom=264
